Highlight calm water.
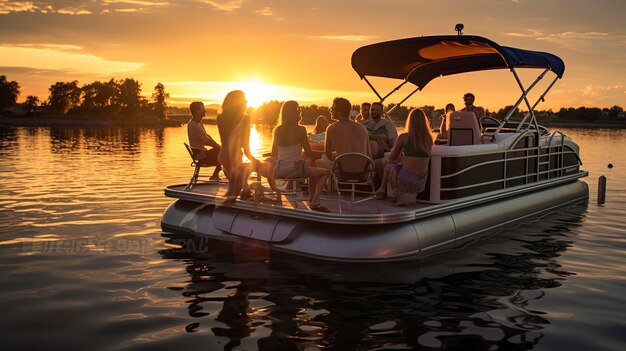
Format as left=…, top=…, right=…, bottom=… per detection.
left=0, top=124, right=625, bottom=351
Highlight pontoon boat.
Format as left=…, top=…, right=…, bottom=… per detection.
left=161, top=34, right=588, bottom=262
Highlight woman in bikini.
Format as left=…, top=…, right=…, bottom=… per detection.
left=376, top=108, right=435, bottom=206
left=308, top=115, right=328, bottom=151
left=271, top=101, right=330, bottom=211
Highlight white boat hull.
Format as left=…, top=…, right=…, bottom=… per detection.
left=161, top=180, right=588, bottom=262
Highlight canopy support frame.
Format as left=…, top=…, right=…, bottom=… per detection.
left=361, top=77, right=419, bottom=116
left=529, top=75, right=560, bottom=118
left=362, top=76, right=384, bottom=102
left=512, top=68, right=541, bottom=132
left=516, top=75, right=561, bottom=133
left=494, top=68, right=550, bottom=135
left=386, top=86, right=421, bottom=115
left=380, top=80, right=409, bottom=103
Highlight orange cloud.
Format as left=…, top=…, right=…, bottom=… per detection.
left=0, top=45, right=144, bottom=74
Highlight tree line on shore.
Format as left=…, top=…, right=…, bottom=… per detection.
left=254, top=101, right=625, bottom=125
left=0, top=75, right=169, bottom=122
left=1, top=75, right=624, bottom=125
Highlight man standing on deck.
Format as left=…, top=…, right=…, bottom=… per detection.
left=460, top=93, right=486, bottom=120
left=363, top=102, right=398, bottom=159
left=187, top=101, right=222, bottom=180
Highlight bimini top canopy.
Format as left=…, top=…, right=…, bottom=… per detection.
left=351, top=35, right=565, bottom=89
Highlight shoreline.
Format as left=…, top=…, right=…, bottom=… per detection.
left=0, top=117, right=183, bottom=128
left=538, top=121, right=626, bottom=129
left=2, top=116, right=626, bottom=129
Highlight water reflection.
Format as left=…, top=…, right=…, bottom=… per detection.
left=158, top=204, right=587, bottom=350
left=49, top=127, right=81, bottom=153
left=0, top=126, right=17, bottom=151
left=24, top=126, right=170, bottom=155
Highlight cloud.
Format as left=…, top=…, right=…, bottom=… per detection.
left=13, top=43, right=83, bottom=51
left=581, top=84, right=623, bottom=97
left=506, top=30, right=614, bottom=45
left=113, top=7, right=149, bottom=13
left=200, top=0, right=243, bottom=12
left=537, top=31, right=609, bottom=41
left=103, top=0, right=170, bottom=5
left=0, top=0, right=171, bottom=14
left=0, top=1, right=38, bottom=14
left=0, top=45, right=144, bottom=75
left=255, top=6, right=272, bottom=16
left=505, top=29, right=545, bottom=38
left=505, top=30, right=611, bottom=42
left=57, top=7, right=92, bottom=15
left=310, top=35, right=377, bottom=42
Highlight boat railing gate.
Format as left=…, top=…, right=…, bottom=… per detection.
left=439, top=129, right=579, bottom=194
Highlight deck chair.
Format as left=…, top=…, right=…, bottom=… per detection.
left=184, top=143, right=220, bottom=191
left=332, top=152, right=377, bottom=213
left=447, top=111, right=482, bottom=146
left=272, top=160, right=309, bottom=200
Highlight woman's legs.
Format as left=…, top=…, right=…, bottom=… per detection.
left=257, top=161, right=276, bottom=192
left=375, top=162, right=391, bottom=198
left=308, top=167, right=329, bottom=205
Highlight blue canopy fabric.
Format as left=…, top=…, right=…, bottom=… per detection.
left=351, top=35, right=565, bottom=90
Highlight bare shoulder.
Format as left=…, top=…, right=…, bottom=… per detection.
left=297, top=125, right=308, bottom=137
left=327, top=122, right=339, bottom=133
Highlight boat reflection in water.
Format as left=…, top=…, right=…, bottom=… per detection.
left=158, top=203, right=586, bottom=350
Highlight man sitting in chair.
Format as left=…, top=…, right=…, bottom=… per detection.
left=317, top=97, right=371, bottom=162
left=363, top=102, right=398, bottom=159
left=316, top=97, right=371, bottom=176
left=188, top=101, right=222, bottom=181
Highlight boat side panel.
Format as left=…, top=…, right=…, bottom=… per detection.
left=161, top=200, right=224, bottom=237
left=435, top=133, right=583, bottom=201
left=274, top=222, right=422, bottom=261
left=412, top=215, right=455, bottom=253
left=161, top=181, right=589, bottom=262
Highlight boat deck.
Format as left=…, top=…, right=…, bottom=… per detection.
left=164, top=172, right=587, bottom=225
left=165, top=181, right=428, bottom=224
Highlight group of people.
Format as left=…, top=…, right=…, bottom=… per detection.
left=437, top=93, right=486, bottom=139
left=187, top=90, right=485, bottom=209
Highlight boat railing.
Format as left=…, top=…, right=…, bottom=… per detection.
left=439, top=129, right=580, bottom=194
left=547, top=130, right=566, bottom=176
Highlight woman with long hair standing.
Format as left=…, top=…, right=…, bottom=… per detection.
left=271, top=101, right=330, bottom=211
left=376, top=108, right=435, bottom=205
left=216, top=90, right=260, bottom=200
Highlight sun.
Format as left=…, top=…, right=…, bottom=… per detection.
left=240, top=81, right=276, bottom=108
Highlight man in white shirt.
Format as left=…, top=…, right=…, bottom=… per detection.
left=187, top=101, right=222, bottom=180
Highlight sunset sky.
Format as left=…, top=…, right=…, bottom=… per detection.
left=1, top=0, right=624, bottom=111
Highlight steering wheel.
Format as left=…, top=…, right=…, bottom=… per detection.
left=479, top=116, right=502, bottom=133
